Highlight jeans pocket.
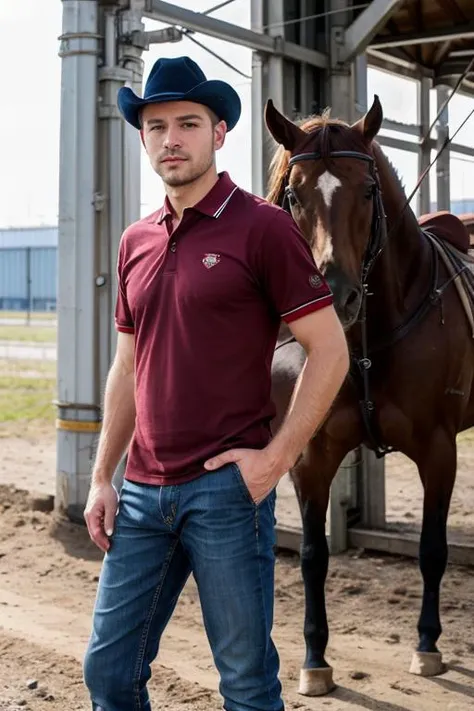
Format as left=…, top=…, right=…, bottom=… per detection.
left=231, top=463, right=257, bottom=507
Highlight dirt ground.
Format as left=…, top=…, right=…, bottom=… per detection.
left=1, top=432, right=474, bottom=710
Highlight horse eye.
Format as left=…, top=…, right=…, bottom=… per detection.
left=364, top=184, right=375, bottom=200
left=285, top=186, right=299, bottom=207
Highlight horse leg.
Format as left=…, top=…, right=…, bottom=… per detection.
left=409, top=432, right=456, bottom=677
left=292, top=439, right=343, bottom=697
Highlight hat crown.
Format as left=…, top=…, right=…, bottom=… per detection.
left=144, top=56, right=207, bottom=98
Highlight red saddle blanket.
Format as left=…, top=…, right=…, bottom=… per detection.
left=418, top=210, right=470, bottom=254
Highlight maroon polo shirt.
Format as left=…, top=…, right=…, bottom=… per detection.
left=115, top=171, right=333, bottom=486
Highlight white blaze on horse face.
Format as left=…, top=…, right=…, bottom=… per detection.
left=316, top=171, right=342, bottom=208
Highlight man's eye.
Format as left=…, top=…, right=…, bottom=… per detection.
left=182, top=122, right=198, bottom=129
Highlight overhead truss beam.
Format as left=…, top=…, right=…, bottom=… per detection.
left=340, top=0, right=405, bottom=62
left=144, top=0, right=328, bottom=68
left=371, top=21, right=474, bottom=49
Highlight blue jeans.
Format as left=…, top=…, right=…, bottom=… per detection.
left=83, top=463, right=284, bottom=711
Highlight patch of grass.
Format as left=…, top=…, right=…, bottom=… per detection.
left=0, top=324, right=57, bottom=343
left=0, top=359, right=56, bottom=434
left=0, top=310, right=56, bottom=321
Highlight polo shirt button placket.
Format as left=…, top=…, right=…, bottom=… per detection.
left=170, top=241, right=177, bottom=252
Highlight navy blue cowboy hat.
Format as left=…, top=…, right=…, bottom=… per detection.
left=117, top=56, right=241, bottom=131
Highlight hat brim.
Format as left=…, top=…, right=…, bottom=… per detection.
left=117, top=79, right=241, bottom=131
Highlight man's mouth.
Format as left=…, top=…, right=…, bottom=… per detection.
left=161, top=156, right=186, bottom=163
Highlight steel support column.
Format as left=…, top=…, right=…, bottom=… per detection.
left=436, top=86, right=451, bottom=210
left=327, top=0, right=359, bottom=554
left=326, top=0, right=388, bottom=553
left=418, top=76, right=432, bottom=216
left=56, top=0, right=143, bottom=519
left=251, top=0, right=285, bottom=197
left=56, top=0, right=101, bottom=519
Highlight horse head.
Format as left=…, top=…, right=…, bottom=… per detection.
left=265, top=96, right=385, bottom=329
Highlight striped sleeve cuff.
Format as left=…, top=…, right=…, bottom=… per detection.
left=281, top=294, right=333, bottom=323
left=115, top=323, right=135, bottom=334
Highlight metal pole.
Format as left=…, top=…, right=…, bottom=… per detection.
left=56, top=0, right=100, bottom=521
left=250, top=0, right=265, bottom=197
left=418, top=76, right=432, bottom=216
left=251, top=0, right=285, bottom=197
left=99, top=2, right=145, bottom=492
left=436, top=85, right=451, bottom=211
left=26, top=247, right=31, bottom=325
left=326, top=0, right=357, bottom=554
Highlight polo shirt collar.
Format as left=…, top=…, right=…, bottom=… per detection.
left=156, top=172, right=238, bottom=224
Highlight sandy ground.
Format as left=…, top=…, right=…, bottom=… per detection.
left=1, top=432, right=474, bottom=710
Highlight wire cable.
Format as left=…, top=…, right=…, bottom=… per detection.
left=183, top=30, right=251, bottom=79
left=203, top=0, right=239, bottom=16
left=262, top=3, right=371, bottom=31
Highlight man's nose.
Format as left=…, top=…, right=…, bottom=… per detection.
left=163, top=127, right=181, bottom=149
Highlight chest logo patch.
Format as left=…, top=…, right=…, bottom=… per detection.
left=202, top=253, right=221, bottom=269
left=309, top=273, right=322, bottom=288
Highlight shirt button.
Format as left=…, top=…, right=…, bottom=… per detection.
left=170, top=242, right=177, bottom=252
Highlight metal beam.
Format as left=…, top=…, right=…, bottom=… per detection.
left=370, top=21, right=474, bottom=49
left=367, top=49, right=434, bottom=81
left=348, top=527, right=474, bottom=567
left=341, top=0, right=405, bottom=62
left=144, top=0, right=328, bottom=68
left=276, top=524, right=474, bottom=567
left=382, top=118, right=420, bottom=136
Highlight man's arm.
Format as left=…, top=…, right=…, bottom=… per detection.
left=92, top=332, right=136, bottom=483
left=264, top=305, right=349, bottom=474
left=205, top=305, right=349, bottom=502
left=84, top=332, right=136, bottom=551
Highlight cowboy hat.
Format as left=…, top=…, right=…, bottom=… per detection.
left=117, top=56, right=242, bottom=131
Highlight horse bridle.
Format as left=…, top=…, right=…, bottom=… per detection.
left=279, top=147, right=392, bottom=456
left=281, top=149, right=387, bottom=282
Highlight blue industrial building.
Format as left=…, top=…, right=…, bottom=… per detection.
left=0, top=226, right=57, bottom=311
left=1, top=199, right=474, bottom=312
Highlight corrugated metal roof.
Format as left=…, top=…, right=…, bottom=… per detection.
left=0, top=226, right=58, bottom=249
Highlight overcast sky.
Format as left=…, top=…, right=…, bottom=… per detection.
left=1, top=0, right=473, bottom=227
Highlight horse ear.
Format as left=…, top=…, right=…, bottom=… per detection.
left=264, top=99, right=305, bottom=151
left=352, top=95, right=383, bottom=143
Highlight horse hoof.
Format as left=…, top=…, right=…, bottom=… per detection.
left=298, top=666, right=335, bottom=696
left=409, top=651, right=445, bottom=676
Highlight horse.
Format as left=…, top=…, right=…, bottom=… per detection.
left=264, top=94, right=474, bottom=696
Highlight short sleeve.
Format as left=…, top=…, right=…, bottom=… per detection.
left=255, top=209, right=333, bottom=323
left=114, top=237, right=135, bottom=334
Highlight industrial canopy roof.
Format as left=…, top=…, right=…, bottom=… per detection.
left=365, top=0, right=474, bottom=92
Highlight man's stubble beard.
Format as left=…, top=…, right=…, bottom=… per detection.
left=158, top=143, right=215, bottom=188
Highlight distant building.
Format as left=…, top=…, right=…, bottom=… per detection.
left=0, top=226, right=57, bottom=311
left=2, top=198, right=474, bottom=311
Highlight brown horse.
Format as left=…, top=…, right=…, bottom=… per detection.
left=265, top=95, right=474, bottom=696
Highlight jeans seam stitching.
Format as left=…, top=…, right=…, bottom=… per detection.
left=132, top=537, right=180, bottom=710
left=255, top=503, right=280, bottom=708
left=231, top=462, right=256, bottom=507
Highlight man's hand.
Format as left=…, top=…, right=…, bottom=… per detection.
left=204, top=448, right=285, bottom=504
left=84, top=482, right=119, bottom=553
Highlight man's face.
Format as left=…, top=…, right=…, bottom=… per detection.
left=140, top=101, right=227, bottom=187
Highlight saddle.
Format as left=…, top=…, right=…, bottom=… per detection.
left=418, top=211, right=474, bottom=336
left=418, top=210, right=471, bottom=254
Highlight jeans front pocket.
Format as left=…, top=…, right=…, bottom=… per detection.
left=231, top=462, right=257, bottom=507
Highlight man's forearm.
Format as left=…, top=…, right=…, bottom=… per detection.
left=265, top=344, right=349, bottom=477
left=92, top=362, right=136, bottom=484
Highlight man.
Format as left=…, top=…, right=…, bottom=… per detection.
left=83, top=55, right=349, bottom=711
